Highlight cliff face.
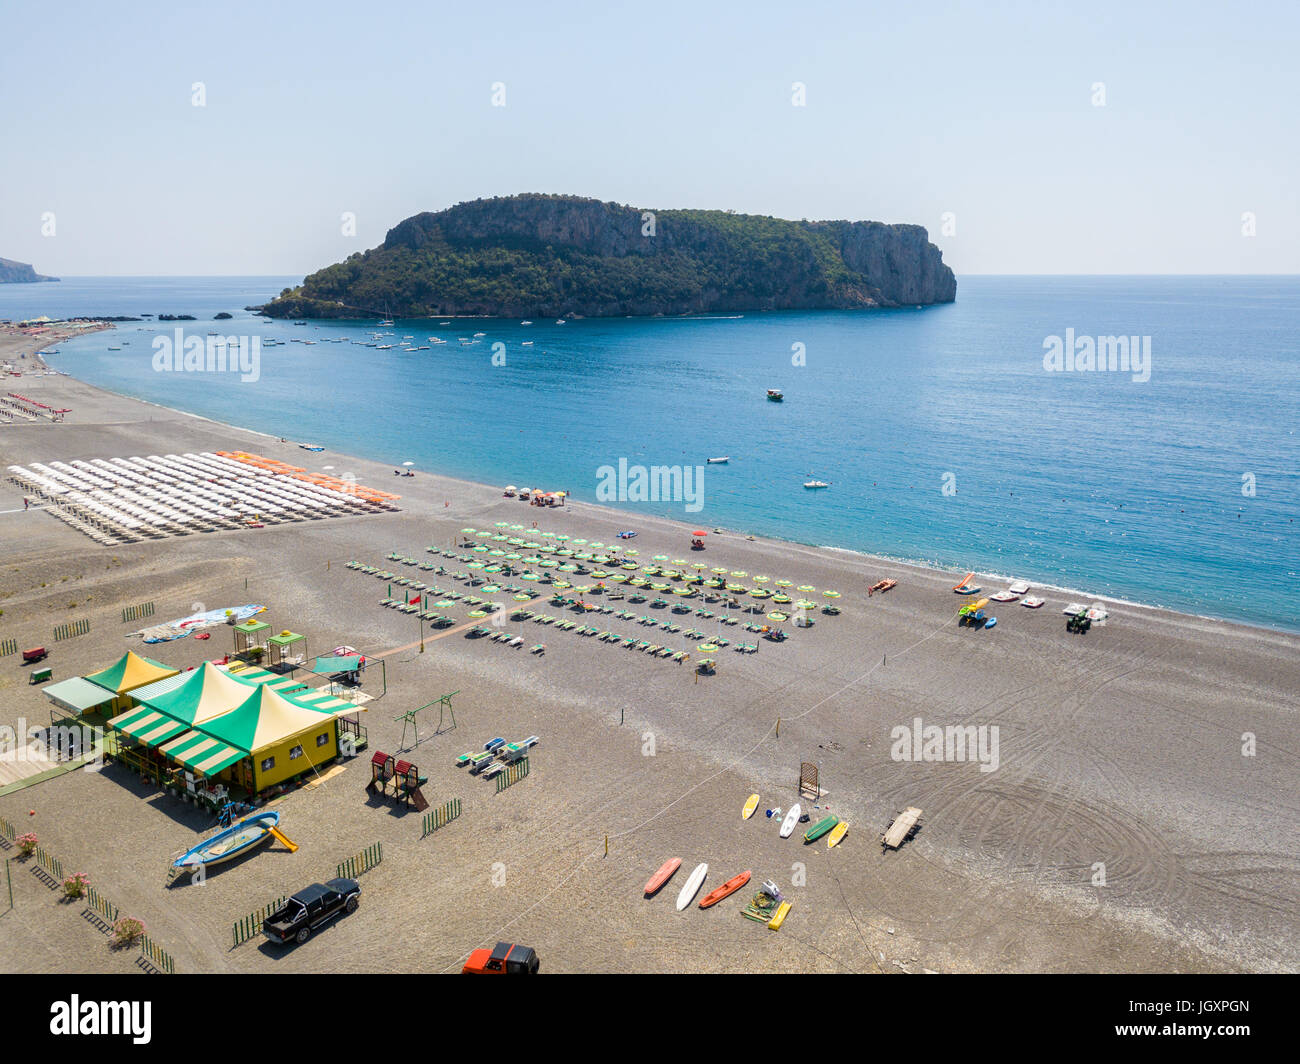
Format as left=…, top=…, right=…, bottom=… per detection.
left=0, top=257, right=58, bottom=283
left=264, top=194, right=955, bottom=319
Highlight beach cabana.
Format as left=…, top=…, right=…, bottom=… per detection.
left=162, top=683, right=342, bottom=792
left=265, top=630, right=306, bottom=672
left=106, top=662, right=257, bottom=746
left=85, top=651, right=180, bottom=713
left=233, top=619, right=270, bottom=655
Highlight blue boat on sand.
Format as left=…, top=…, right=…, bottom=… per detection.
left=173, top=810, right=282, bottom=873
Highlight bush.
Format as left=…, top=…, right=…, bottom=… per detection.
left=112, top=916, right=146, bottom=946
left=16, top=833, right=37, bottom=856
left=63, top=872, right=89, bottom=899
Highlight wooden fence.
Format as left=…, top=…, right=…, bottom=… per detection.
left=0, top=816, right=15, bottom=843
left=232, top=894, right=286, bottom=948
left=0, top=637, right=17, bottom=658
left=496, top=757, right=530, bottom=792
left=421, top=797, right=462, bottom=838
left=85, top=884, right=118, bottom=922
left=139, top=933, right=175, bottom=974
left=53, top=618, right=90, bottom=642
left=122, top=602, right=155, bottom=624
left=33, top=846, right=63, bottom=879
left=336, top=841, right=382, bottom=880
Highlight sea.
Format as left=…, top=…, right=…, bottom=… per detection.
left=4, top=275, right=1298, bottom=632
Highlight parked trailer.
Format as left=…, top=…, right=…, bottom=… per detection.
left=881, top=807, right=923, bottom=850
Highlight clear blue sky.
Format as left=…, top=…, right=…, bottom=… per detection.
left=3, top=0, right=1296, bottom=276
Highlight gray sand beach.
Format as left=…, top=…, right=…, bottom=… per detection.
left=1, top=326, right=1297, bottom=974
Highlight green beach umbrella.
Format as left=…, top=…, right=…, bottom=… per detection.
left=493, top=522, right=508, bottom=528
left=776, top=579, right=793, bottom=588
left=461, top=527, right=477, bottom=534
left=754, top=575, right=770, bottom=584
left=699, top=644, right=719, bottom=653
left=467, top=561, right=484, bottom=569
left=482, top=584, right=501, bottom=593
left=823, top=590, right=841, bottom=599
left=572, top=538, right=587, bottom=545
left=798, top=584, right=815, bottom=592
left=768, top=612, right=788, bottom=621
left=521, top=572, right=540, bottom=581
left=468, top=610, right=487, bottom=618
left=514, top=593, right=531, bottom=601
left=795, top=599, right=815, bottom=610
left=731, top=570, right=748, bottom=578
left=653, top=554, right=668, bottom=561
left=712, top=567, right=729, bottom=574
left=624, top=548, right=639, bottom=556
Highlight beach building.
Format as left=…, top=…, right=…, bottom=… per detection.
left=82, top=650, right=180, bottom=714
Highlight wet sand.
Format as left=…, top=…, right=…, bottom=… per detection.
left=1, top=330, right=1297, bottom=974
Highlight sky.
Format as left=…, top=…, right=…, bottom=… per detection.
left=2, top=0, right=1296, bottom=277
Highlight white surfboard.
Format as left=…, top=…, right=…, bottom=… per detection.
left=676, top=862, right=708, bottom=911
left=780, top=803, right=802, bottom=838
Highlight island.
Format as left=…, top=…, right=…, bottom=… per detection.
left=260, top=193, right=956, bottom=319
left=0, top=257, right=58, bottom=283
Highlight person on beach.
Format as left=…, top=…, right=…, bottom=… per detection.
left=23, top=497, right=29, bottom=510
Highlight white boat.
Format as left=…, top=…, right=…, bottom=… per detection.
left=780, top=803, right=802, bottom=838
left=676, top=862, right=708, bottom=911
left=1008, top=580, right=1031, bottom=595
left=555, top=319, right=565, bottom=324
left=378, top=319, right=394, bottom=327
left=804, top=480, right=829, bottom=490
left=706, top=457, right=729, bottom=464
left=520, top=320, right=532, bottom=325
left=521, top=341, right=533, bottom=346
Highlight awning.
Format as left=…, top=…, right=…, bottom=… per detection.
left=161, top=731, right=247, bottom=776
left=111, top=708, right=189, bottom=746
left=43, top=676, right=116, bottom=713
left=123, top=670, right=192, bottom=705
left=313, top=655, right=361, bottom=673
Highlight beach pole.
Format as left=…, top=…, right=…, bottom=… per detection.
left=776, top=716, right=781, bottom=738
left=605, top=835, right=609, bottom=857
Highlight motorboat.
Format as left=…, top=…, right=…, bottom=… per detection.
left=706, top=457, right=729, bottom=464
left=803, top=480, right=829, bottom=489
left=767, top=389, right=784, bottom=402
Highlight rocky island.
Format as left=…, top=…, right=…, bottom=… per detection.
left=261, top=194, right=956, bottom=319
left=0, top=257, right=58, bottom=283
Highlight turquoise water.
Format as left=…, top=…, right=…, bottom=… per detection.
left=8, top=276, right=1298, bottom=631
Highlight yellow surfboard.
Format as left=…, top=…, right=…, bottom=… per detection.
left=742, top=793, right=760, bottom=820
left=767, top=901, right=791, bottom=930
left=827, top=820, right=849, bottom=849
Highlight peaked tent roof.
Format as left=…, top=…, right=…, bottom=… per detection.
left=137, top=662, right=258, bottom=726
left=196, top=682, right=337, bottom=754
left=85, top=651, right=179, bottom=695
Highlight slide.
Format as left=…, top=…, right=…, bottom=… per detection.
left=953, top=572, right=977, bottom=592
left=268, top=827, right=299, bottom=853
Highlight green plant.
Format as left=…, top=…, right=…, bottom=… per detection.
left=63, top=872, right=89, bottom=899
left=112, top=916, right=145, bottom=945
left=16, top=832, right=37, bottom=856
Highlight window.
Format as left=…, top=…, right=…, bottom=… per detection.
left=289, top=745, right=303, bottom=760
left=260, top=756, right=275, bottom=772
left=316, top=732, right=330, bottom=748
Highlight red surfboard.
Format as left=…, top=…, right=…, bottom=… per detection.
left=698, top=870, right=751, bottom=909
left=644, top=857, right=682, bottom=896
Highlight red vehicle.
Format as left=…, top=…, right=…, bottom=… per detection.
left=462, top=941, right=540, bottom=975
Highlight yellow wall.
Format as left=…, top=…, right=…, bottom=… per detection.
left=251, top=722, right=338, bottom=791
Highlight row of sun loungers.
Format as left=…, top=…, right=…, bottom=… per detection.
left=8, top=451, right=397, bottom=544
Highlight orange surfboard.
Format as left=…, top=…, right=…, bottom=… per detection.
left=644, top=857, right=682, bottom=896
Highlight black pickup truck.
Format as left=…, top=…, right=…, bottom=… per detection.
left=263, top=878, right=360, bottom=945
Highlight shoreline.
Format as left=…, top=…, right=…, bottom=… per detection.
left=31, top=320, right=1300, bottom=640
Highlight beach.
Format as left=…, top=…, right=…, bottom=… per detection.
left=1, top=325, right=1297, bottom=975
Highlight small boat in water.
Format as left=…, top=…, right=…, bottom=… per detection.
left=766, top=389, right=784, bottom=402
left=706, top=457, right=729, bottom=464
left=172, top=811, right=282, bottom=872
left=803, top=480, right=829, bottom=489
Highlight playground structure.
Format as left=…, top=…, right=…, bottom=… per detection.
left=365, top=750, right=430, bottom=811
left=395, top=691, right=458, bottom=750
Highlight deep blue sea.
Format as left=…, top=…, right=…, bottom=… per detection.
left=5, top=275, right=1298, bottom=631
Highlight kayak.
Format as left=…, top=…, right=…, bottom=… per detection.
left=803, top=814, right=840, bottom=843
left=699, top=870, right=751, bottom=909
left=644, top=857, right=682, bottom=896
